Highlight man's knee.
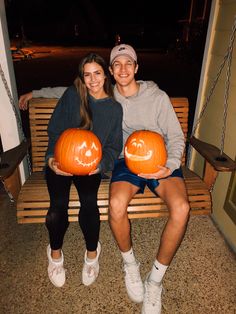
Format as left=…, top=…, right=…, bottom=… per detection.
left=109, top=195, right=128, bottom=222
left=170, top=199, right=190, bottom=224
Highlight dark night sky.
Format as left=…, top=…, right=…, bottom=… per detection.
left=5, top=0, right=208, bottom=48
left=6, top=0, right=183, bottom=25
left=6, top=0, right=211, bottom=139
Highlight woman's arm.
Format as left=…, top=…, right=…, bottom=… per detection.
left=99, top=103, right=123, bottom=173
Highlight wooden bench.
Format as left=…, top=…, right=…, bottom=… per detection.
left=1, top=97, right=235, bottom=224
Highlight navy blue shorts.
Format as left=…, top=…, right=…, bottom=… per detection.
left=111, top=158, right=183, bottom=194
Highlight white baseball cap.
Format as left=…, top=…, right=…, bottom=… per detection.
left=110, top=44, right=137, bottom=65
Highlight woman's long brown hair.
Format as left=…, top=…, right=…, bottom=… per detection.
left=74, top=53, right=114, bottom=130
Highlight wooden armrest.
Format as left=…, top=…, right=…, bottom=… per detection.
left=190, top=136, right=236, bottom=172
left=0, top=139, right=30, bottom=180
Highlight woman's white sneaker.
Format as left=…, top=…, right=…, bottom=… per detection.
left=47, top=245, right=66, bottom=288
left=82, top=241, right=101, bottom=286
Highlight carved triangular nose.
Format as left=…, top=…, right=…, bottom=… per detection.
left=85, top=150, right=92, bottom=157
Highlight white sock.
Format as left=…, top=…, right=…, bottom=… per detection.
left=121, top=247, right=136, bottom=264
left=149, top=260, right=168, bottom=283
left=86, top=250, right=97, bottom=263
left=52, top=256, right=63, bottom=263
left=86, top=257, right=96, bottom=263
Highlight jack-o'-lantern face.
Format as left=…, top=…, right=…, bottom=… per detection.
left=124, top=130, right=167, bottom=174
left=125, top=138, right=153, bottom=161
left=74, top=140, right=100, bottom=168
left=54, top=128, right=102, bottom=175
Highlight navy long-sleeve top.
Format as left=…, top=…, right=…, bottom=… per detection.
left=46, top=85, right=123, bottom=173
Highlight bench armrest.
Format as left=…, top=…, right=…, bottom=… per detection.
left=0, top=139, right=30, bottom=181
left=190, top=136, right=236, bottom=190
left=190, top=136, right=236, bottom=172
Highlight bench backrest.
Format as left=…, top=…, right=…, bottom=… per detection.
left=29, top=97, right=189, bottom=172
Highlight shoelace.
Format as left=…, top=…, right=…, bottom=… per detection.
left=125, top=263, right=141, bottom=283
left=49, top=264, right=64, bottom=278
left=84, top=262, right=98, bottom=277
left=145, top=281, right=162, bottom=305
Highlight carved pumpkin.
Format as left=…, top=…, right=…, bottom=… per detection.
left=54, top=128, right=102, bottom=175
left=124, top=130, right=167, bottom=174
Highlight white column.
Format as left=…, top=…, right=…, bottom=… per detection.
left=0, top=1, right=28, bottom=182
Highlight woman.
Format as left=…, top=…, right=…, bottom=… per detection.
left=45, top=53, right=123, bottom=288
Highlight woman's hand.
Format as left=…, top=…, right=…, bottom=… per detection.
left=48, top=157, right=73, bottom=176
left=138, top=166, right=171, bottom=180
left=18, top=92, right=33, bottom=110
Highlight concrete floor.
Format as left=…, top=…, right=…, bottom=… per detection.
left=0, top=184, right=236, bottom=314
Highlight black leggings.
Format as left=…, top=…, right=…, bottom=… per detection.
left=45, top=166, right=101, bottom=251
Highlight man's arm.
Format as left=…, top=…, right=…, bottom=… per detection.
left=18, top=87, right=67, bottom=110
left=19, top=92, right=33, bottom=110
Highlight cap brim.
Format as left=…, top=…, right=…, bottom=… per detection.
left=111, top=54, right=136, bottom=65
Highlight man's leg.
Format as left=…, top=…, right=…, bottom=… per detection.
left=142, top=177, right=190, bottom=313
left=155, top=177, right=190, bottom=265
left=109, top=181, right=138, bottom=251
left=109, top=181, right=144, bottom=303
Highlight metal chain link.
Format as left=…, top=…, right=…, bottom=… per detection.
left=0, top=62, right=32, bottom=173
left=191, top=15, right=236, bottom=150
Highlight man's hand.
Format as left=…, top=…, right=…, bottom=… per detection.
left=48, top=157, right=73, bottom=176
left=138, top=166, right=171, bottom=180
left=88, top=168, right=100, bottom=175
left=18, top=92, right=33, bottom=110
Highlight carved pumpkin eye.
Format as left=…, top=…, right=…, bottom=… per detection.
left=124, top=130, right=167, bottom=174
left=78, top=141, right=87, bottom=149
left=131, top=139, right=144, bottom=148
left=54, top=128, right=102, bottom=175
left=91, top=142, right=99, bottom=151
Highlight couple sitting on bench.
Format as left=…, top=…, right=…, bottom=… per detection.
left=19, top=44, right=189, bottom=314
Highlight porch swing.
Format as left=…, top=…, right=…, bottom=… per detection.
left=189, top=14, right=236, bottom=189
left=0, top=20, right=236, bottom=223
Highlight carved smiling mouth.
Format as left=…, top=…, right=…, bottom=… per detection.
left=125, top=147, right=153, bottom=161
left=74, top=157, right=99, bottom=167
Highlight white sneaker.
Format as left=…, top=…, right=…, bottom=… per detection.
left=123, top=261, right=144, bottom=303
left=82, top=241, right=101, bottom=286
left=142, top=275, right=163, bottom=314
left=47, top=245, right=66, bottom=288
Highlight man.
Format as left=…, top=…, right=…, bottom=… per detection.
left=108, top=45, right=189, bottom=314
left=19, top=44, right=190, bottom=314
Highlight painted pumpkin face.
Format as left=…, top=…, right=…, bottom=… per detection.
left=54, top=128, right=102, bottom=175
left=124, top=130, right=167, bottom=174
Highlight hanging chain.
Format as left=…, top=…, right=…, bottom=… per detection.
left=0, top=62, right=32, bottom=173
left=191, top=16, right=236, bottom=146
left=221, top=19, right=236, bottom=154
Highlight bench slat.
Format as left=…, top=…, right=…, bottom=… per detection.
left=16, top=166, right=211, bottom=223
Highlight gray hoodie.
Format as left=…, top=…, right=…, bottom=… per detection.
left=32, top=81, right=184, bottom=172
left=114, top=81, right=185, bottom=172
